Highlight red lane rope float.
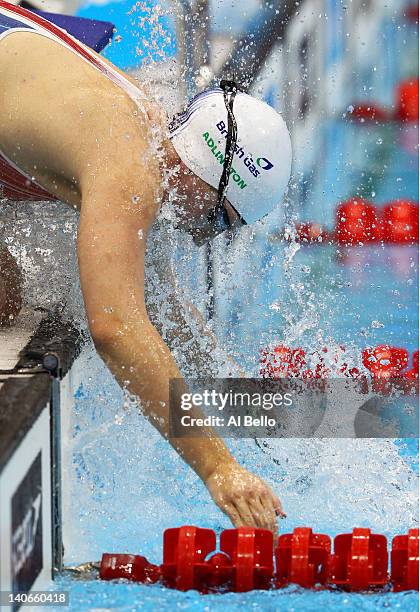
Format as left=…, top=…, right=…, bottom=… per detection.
left=290, top=199, right=419, bottom=245
left=405, top=3, right=419, bottom=22
left=100, top=554, right=160, bottom=583
left=220, top=527, right=274, bottom=592
left=161, top=526, right=216, bottom=591
left=259, top=345, right=419, bottom=394
left=348, top=78, right=419, bottom=123
left=260, top=345, right=308, bottom=379
left=335, top=198, right=382, bottom=244
left=329, top=528, right=388, bottom=591
left=275, top=527, right=331, bottom=588
left=391, top=528, right=420, bottom=592
left=396, top=79, right=419, bottom=123
left=99, top=526, right=419, bottom=593
left=362, top=345, right=410, bottom=380
left=405, top=351, right=419, bottom=380
left=382, top=200, right=419, bottom=243
left=349, top=104, right=390, bottom=122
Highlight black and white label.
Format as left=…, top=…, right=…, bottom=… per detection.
left=11, top=452, right=43, bottom=605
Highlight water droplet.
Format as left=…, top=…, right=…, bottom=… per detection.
left=371, top=320, right=384, bottom=329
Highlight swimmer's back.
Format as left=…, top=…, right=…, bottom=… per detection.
left=0, top=28, right=159, bottom=207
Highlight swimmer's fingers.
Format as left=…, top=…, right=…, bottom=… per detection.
left=270, top=492, right=286, bottom=519
left=232, top=498, right=258, bottom=529
left=223, top=503, right=245, bottom=528
left=204, top=461, right=285, bottom=536
left=257, top=494, right=278, bottom=538
left=233, top=495, right=277, bottom=537
left=246, top=494, right=277, bottom=535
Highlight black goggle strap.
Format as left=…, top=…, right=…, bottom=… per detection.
left=217, top=81, right=238, bottom=206
left=208, top=80, right=238, bottom=225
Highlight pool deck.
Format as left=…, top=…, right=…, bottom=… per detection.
left=0, top=308, right=45, bottom=386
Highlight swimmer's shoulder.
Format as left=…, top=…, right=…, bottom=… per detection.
left=0, top=31, right=165, bottom=210
left=0, top=30, right=140, bottom=104
left=0, top=29, right=164, bottom=127
left=0, top=29, right=167, bottom=152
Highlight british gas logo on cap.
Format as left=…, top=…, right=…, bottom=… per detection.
left=216, top=121, right=274, bottom=178
left=256, top=157, right=274, bottom=171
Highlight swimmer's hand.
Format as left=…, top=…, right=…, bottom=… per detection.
left=205, top=461, right=285, bottom=537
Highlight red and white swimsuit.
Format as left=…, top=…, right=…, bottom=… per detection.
left=0, top=0, right=145, bottom=201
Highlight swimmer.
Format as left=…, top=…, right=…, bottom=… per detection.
left=0, top=1, right=292, bottom=535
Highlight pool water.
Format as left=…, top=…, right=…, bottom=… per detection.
left=52, top=577, right=419, bottom=611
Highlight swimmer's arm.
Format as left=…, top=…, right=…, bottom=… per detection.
left=77, top=173, right=232, bottom=481
left=77, top=174, right=283, bottom=533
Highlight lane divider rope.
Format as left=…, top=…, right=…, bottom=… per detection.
left=99, top=526, right=419, bottom=593
left=288, top=199, right=419, bottom=245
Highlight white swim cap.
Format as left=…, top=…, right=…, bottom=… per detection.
left=168, top=88, right=292, bottom=225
